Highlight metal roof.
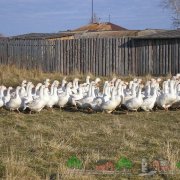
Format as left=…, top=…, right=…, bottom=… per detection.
left=7, top=29, right=180, bottom=40
left=74, top=30, right=140, bottom=38
left=74, top=22, right=127, bottom=31
left=10, top=32, right=75, bottom=40
left=135, top=30, right=180, bottom=39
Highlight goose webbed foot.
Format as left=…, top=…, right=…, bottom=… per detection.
left=87, top=107, right=93, bottom=113
left=125, top=110, right=129, bottom=115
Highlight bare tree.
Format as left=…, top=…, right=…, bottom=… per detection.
left=162, top=0, right=180, bottom=28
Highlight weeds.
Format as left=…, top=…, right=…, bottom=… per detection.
left=0, top=65, right=179, bottom=179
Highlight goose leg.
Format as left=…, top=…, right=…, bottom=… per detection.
left=87, top=107, right=93, bottom=113
left=126, top=110, right=129, bottom=115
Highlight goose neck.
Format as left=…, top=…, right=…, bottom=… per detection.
left=39, top=86, right=44, bottom=98
left=91, top=85, right=96, bottom=98
left=86, top=77, right=90, bottom=84
left=27, top=86, right=33, bottom=98
left=53, top=86, right=58, bottom=96
left=111, top=88, right=116, bottom=101
left=88, top=84, right=92, bottom=97
left=65, top=86, right=70, bottom=96
left=0, top=88, right=4, bottom=97
left=50, top=84, right=54, bottom=95
left=15, top=87, right=20, bottom=98
left=137, top=87, right=142, bottom=99
left=132, top=84, right=136, bottom=96
left=7, top=88, right=11, bottom=96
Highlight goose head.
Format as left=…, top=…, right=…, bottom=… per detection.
left=133, top=78, right=138, bottom=83
left=128, top=81, right=134, bottom=89
left=0, top=86, right=7, bottom=97
left=137, top=79, right=142, bottom=84
left=7, top=87, right=13, bottom=93
left=67, top=82, right=72, bottom=88
left=110, top=77, right=117, bottom=85
left=157, top=78, right=162, bottom=83
left=21, top=80, right=27, bottom=86
left=35, top=83, right=42, bottom=91
left=16, top=86, right=21, bottom=91
left=86, top=76, right=91, bottom=83
left=0, top=86, right=7, bottom=91
left=175, top=73, right=180, bottom=80
left=53, top=80, right=59, bottom=86
left=95, top=77, right=101, bottom=84
left=44, top=79, right=50, bottom=87
left=72, top=78, right=79, bottom=87
left=62, top=77, right=67, bottom=87
left=115, top=79, right=121, bottom=88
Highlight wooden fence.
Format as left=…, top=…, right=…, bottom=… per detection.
left=0, top=38, right=180, bottom=76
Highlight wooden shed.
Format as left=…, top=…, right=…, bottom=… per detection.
left=133, top=30, right=180, bottom=75
left=0, top=29, right=180, bottom=76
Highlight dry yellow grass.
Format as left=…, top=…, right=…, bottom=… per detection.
left=0, top=65, right=179, bottom=179
left=0, top=65, right=169, bottom=87
left=0, top=109, right=180, bottom=179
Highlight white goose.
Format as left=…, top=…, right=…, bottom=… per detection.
left=89, top=82, right=110, bottom=112
left=141, top=87, right=158, bottom=111
left=76, top=82, right=96, bottom=109
left=3, top=86, right=13, bottom=106
left=122, top=83, right=137, bottom=105
left=43, top=86, right=50, bottom=107
left=81, top=76, right=91, bottom=94
left=57, top=82, right=72, bottom=108
left=32, top=83, right=42, bottom=98
left=0, top=86, right=6, bottom=108
left=19, top=80, right=27, bottom=98
left=125, top=85, right=143, bottom=111
left=58, top=77, right=67, bottom=94
left=27, top=85, right=46, bottom=112
left=71, top=78, right=79, bottom=94
left=46, top=84, right=59, bottom=108
left=156, top=80, right=177, bottom=110
left=101, top=87, right=118, bottom=113
left=21, top=83, right=34, bottom=110
left=6, top=86, right=22, bottom=112
left=69, top=85, right=84, bottom=106
left=171, top=82, right=180, bottom=109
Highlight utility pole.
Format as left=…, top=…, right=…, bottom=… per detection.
left=92, top=0, right=94, bottom=23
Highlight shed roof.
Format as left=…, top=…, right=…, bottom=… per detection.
left=0, top=36, right=8, bottom=40
left=74, top=30, right=139, bottom=38
left=10, top=32, right=75, bottom=40
left=135, top=30, right=180, bottom=39
left=9, top=29, right=180, bottom=40
left=74, top=22, right=127, bottom=31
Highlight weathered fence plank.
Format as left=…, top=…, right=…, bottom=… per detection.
left=0, top=38, right=180, bottom=76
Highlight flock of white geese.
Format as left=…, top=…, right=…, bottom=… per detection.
left=0, top=74, right=180, bottom=114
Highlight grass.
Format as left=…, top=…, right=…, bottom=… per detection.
left=0, top=65, right=179, bottom=179
left=0, top=109, right=180, bottom=179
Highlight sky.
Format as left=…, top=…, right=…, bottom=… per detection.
left=0, top=0, right=174, bottom=36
